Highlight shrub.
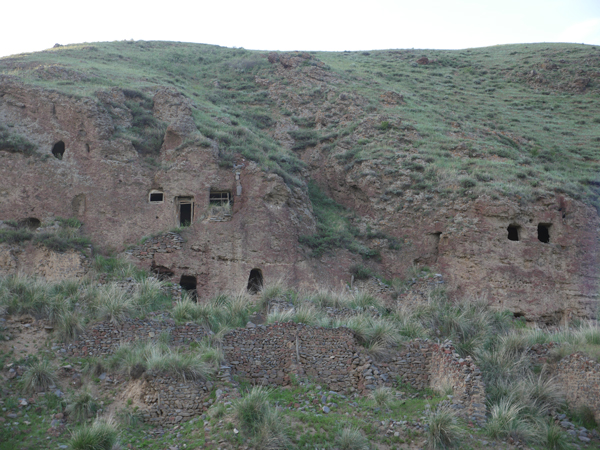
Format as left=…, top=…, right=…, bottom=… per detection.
left=94, top=283, right=136, bottom=324
left=233, top=387, right=289, bottom=449
left=33, top=231, right=91, bottom=252
left=425, top=404, right=463, bottom=449
left=234, top=386, right=271, bottom=435
left=485, top=399, right=537, bottom=442
left=56, top=310, right=84, bottom=342
left=255, top=407, right=291, bottom=449
left=67, top=389, right=99, bottom=421
left=371, top=387, right=392, bottom=407
left=336, top=427, right=370, bottom=450
left=349, top=291, right=380, bottom=310
left=258, top=278, right=290, bottom=308
left=542, top=420, right=571, bottom=450
left=349, top=264, right=372, bottom=280
left=133, top=277, right=168, bottom=312
left=0, top=126, right=37, bottom=155
left=146, top=346, right=212, bottom=381
left=0, top=228, right=33, bottom=244
left=69, top=417, right=119, bottom=450
left=21, top=359, right=57, bottom=394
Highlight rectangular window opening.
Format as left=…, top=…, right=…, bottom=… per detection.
left=149, top=191, right=164, bottom=203
left=209, top=191, right=232, bottom=220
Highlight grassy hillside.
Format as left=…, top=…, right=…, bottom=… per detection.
left=1, top=265, right=600, bottom=449
left=1, top=41, right=599, bottom=209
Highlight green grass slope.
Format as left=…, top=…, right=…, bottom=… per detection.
left=1, top=41, right=599, bottom=209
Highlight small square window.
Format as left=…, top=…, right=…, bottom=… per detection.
left=149, top=190, right=164, bottom=203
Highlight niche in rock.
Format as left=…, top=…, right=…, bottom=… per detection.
left=538, top=224, right=551, bottom=243
left=180, top=275, right=197, bottom=300
left=52, top=141, right=65, bottom=160
left=152, top=263, right=174, bottom=281
left=247, top=268, right=263, bottom=294
left=18, top=218, right=41, bottom=230
left=507, top=225, right=520, bottom=241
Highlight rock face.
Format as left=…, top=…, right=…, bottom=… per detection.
left=0, top=63, right=598, bottom=320
left=0, top=242, right=88, bottom=280
left=0, top=78, right=317, bottom=297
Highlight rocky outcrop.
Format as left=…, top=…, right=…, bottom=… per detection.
left=0, top=242, right=88, bottom=280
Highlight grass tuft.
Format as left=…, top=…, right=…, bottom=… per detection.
left=69, top=417, right=119, bottom=450
left=21, top=359, right=57, bottom=394
left=425, top=404, right=463, bottom=449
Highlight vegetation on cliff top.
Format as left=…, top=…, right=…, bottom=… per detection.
left=1, top=41, right=599, bottom=209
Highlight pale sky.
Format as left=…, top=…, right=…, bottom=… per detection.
left=1, top=0, right=599, bottom=58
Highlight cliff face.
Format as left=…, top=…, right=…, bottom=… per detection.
left=1, top=42, right=599, bottom=321
left=0, top=79, right=318, bottom=295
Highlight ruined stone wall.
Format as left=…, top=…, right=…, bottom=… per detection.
left=139, top=375, right=212, bottom=425
left=126, top=232, right=184, bottom=262
left=64, top=317, right=207, bottom=357
left=223, top=322, right=358, bottom=392
left=222, top=323, right=486, bottom=421
left=556, top=354, right=600, bottom=423
left=428, top=341, right=487, bottom=425
left=375, top=339, right=432, bottom=390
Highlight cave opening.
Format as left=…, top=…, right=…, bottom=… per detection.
left=247, top=268, right=263, bottom=294
left=52, top=141, right=65, bottom=159
left=507, top=225, right=520, bottom=241
left=18, top=218, right=41, bottom=230
left=180, top=275, right=197, bottom=300
left=538, top=224, right=551, bottom=243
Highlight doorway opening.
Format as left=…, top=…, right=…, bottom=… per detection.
left=176, top=197, right=194, bottom=227
left=180, top=275, right=197, bottom=300
left=507, top=225, right=520, bottom=241
left=247, top=269, right=263, bottom=294
left=537, top=224, right=551, bottom=243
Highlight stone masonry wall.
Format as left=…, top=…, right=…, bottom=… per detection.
left=63, top=317, right=207, bottom=357
left=138, top=375, right=212, bottom=425
left=223, top=322, right=358, bottom=393
left=126, top=232, right=184, bottom=262
left=429, top=341, right=487, bottom=425
left=376, top=339, right=432, bottom=390
left=557, top=354, right=600, bottom=423
left=222, top=323, right=486, bottom=421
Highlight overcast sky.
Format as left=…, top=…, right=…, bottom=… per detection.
left=1, top=0, right=599, bottom=58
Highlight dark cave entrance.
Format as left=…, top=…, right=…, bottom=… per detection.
left=247, top=268, right=263, bottom=294
left=180, top=275, right=197, bottom=300
left=18, top=218, right=41, bottom=230
left=507, top=225, right=520, bottom=241
left=537, top=224, right=550, bottom=243
left=52, top=141, right=65, bottom=160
